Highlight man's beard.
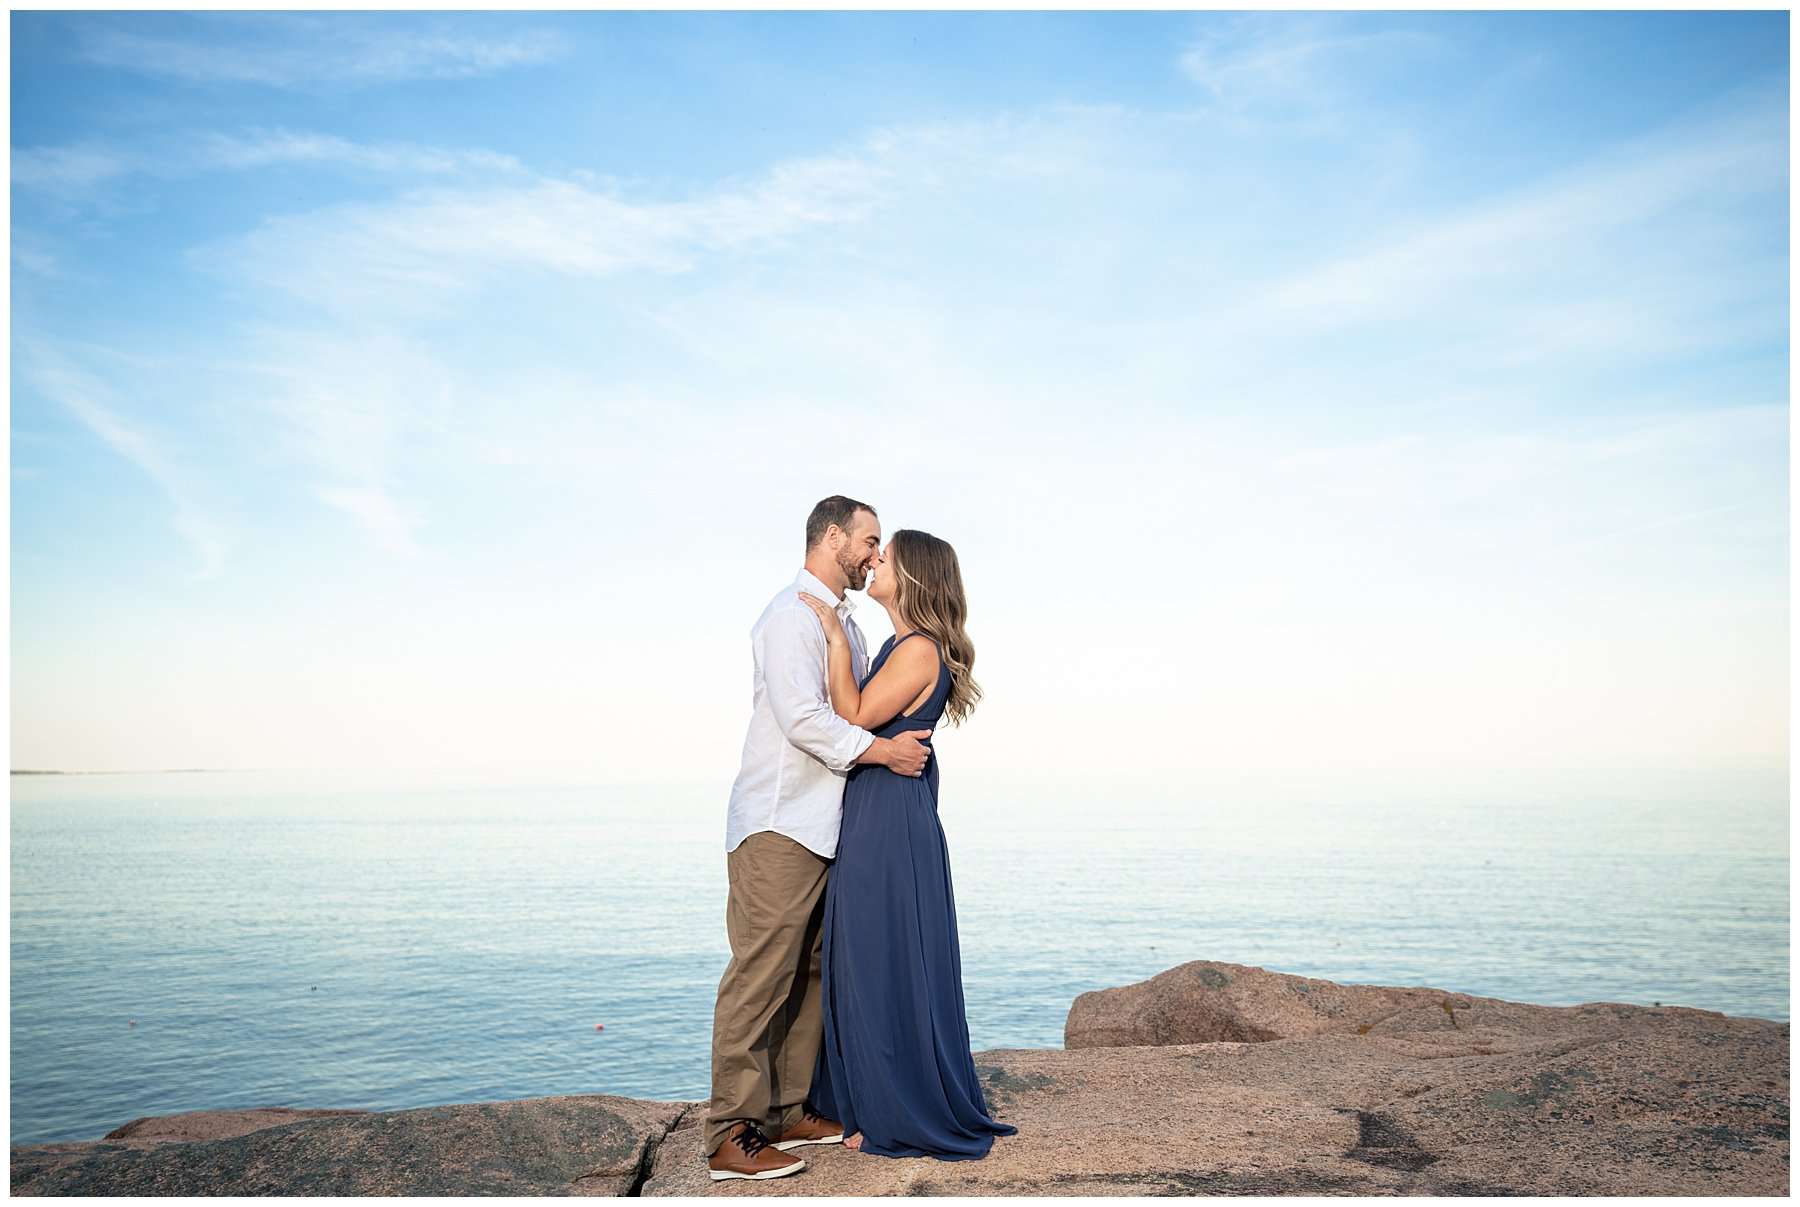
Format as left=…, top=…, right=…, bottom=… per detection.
left=839, top=552, right=869, bottom=590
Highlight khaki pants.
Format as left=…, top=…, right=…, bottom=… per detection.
left=704, top=830, right=830, bottom=1156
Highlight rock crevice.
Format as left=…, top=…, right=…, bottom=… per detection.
left=622, top=1103, right=692, bottom=1198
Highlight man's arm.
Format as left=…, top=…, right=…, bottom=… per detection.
left=761, top=607, right=930, bottom=778
left=854, top=731, right=931, bottom=777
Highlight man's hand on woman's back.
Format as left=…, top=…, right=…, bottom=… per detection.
left=861, top=731, right=931, bottom=777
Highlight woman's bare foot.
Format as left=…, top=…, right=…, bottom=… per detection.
left=843, top=1132, right=864, bottom=1151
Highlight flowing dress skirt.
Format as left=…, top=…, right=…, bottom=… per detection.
left=808, top=758, right=1015, bottom=1159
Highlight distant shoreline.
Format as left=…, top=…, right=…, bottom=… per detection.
left=11, top=769, right=244, bottom=776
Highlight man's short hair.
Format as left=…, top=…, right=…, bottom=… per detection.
left=805, top=495, right=876, bottom=550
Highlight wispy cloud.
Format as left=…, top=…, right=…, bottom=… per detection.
left=19, top=349, right=232, bottom=577
left=77, top=18, right=567, bottom=87
left=202, top=110, right=1165, bottom=321
left=12, top=238, right=62, bottom=279
left=316, top=486, right=420, bottom=555
left=1146, top=88, right=1792, bottom=390
left=203, top=148, right=892, bottom=316
left=1553, top=501, right=1756, bottom=554
left=182, top=86, right=1788, bottom=430
left=11, top=144, right=134, bottom=189
left=13, top=129, right=524, bottom=201
left=197, top=130, right=524, bottom=176
left=1178, top=14, right=1447, bottom=126
left=1256, top=107, right=1784, bottom=325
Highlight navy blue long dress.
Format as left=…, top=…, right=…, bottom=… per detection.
left=809, top=631, right=1016, bottom=1160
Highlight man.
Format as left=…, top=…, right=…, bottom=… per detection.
left=705, top=495, right=933, bottom=1181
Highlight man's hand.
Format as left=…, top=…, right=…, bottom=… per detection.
left=871, top=730, right=931, bottom=777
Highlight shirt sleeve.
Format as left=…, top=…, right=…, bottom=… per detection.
left=758, top=606, right=876, bottom=772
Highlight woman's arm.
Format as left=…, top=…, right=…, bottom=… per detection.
left=756, top=606, right=874, bottom=771
left=798, top=594, right=940, bottom=730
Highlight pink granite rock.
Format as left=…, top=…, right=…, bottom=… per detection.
left=11, top=1095, right=688, bottom=1196
left=642, top=996, right=1788, bottom=1197
left=1066, top=959, right=1459, bottom=1048
left=103, top=1107, right=368, bottom=1146
left=11, top=966, right=1787, bottom=1197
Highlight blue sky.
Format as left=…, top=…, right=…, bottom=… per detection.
left=11, top=12, right=1789, bottom=781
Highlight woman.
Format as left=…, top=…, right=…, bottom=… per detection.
left=796, top=528, right=1015, bottom=1160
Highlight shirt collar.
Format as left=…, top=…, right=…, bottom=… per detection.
left=795, top=568, right=856, bottom=615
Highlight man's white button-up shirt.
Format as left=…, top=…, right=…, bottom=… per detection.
left=725, top=568, right=874, bottom=859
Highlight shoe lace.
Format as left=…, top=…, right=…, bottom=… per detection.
left=733, top=1124, right=772, bottom=1159
left=802, top=1106, right=829, bottom=1125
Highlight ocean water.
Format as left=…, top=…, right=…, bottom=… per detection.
left=9, top=767, right=1789, bottom=1145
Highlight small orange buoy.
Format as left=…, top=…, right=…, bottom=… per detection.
left=594, top=1024, right=605, bottom=1031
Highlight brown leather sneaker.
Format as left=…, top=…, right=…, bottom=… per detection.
left=708, top=1122, right=806, bottom=1181
left=771, top=1105, right=846, bottom=1151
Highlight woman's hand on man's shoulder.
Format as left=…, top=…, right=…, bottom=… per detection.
left=796, top=592, right=849, bottom=648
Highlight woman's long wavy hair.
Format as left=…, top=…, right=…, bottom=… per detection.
left=889, top=528, right=981, bottom=726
